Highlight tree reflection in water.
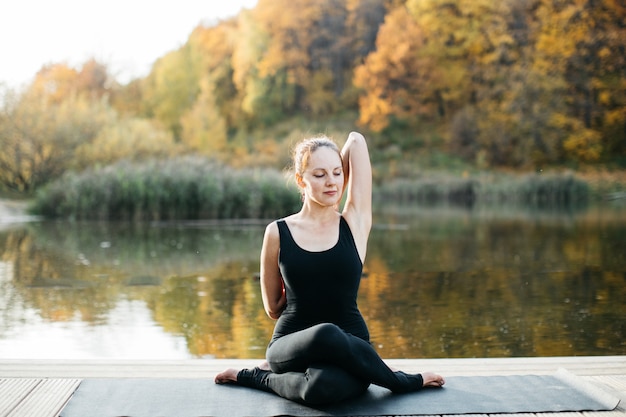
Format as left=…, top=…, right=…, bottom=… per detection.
left=0, top=205, right=624, bottom=359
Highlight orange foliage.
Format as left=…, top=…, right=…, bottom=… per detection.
left=354, top=6, right=430, bottom=131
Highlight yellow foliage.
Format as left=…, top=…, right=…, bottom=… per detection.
left=141, top=46, right=202, bottom=137
left=254, top=0, right=316, bottom=80
left=188, top=21, right=236, bottom=73
left=74, top=117, right=179, bottom=170
left=551, top=114, right=603, bottom=162
left=0, top=87, right=115, bottom=190
left=232, top=9, right=267, bottom=92
left=605, top=108, right=625, bottom=126
left=29, top=63, right=80, bottom=104
left=4, top=0, right=625, bottom=182
left=563, top=130, right=603, bottom=162
left=27, top=60, right=112, bottom=106
left=180, top=78, right=228, bottom=157
left=305, top=70, right=338, bottom=117
left=357, top=92, right=392, bottom=132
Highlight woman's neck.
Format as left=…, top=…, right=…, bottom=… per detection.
left=298, top=200, right=340, bottom=223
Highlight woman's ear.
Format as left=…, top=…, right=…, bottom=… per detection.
left=295, top=173, right=305, bottom=188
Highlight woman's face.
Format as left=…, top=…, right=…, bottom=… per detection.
left=299, top=146, right=344, bottom=207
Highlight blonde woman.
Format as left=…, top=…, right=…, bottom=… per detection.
left=216, top=132, right=444, bottom=405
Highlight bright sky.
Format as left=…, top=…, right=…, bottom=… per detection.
left=0, top=0, right=258, bottom=89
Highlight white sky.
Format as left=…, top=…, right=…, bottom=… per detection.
left=0, top=0, right=258, bottom=89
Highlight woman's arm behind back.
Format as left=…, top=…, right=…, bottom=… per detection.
left=260, top=221, right=286, bottom=319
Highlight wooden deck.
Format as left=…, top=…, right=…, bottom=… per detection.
left=1, top=356, right=625, bottom=417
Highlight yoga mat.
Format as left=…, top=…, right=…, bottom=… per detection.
left=60, top=369, right=620, bottom=417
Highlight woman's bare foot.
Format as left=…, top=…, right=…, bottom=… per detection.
left=258, top=360, right=271, bottom=371
left=215, top=368, right=239, bottom=384
left=422, top=372, right=445, bottom=388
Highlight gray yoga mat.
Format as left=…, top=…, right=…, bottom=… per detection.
left=60, top=369, right=619, bottom=417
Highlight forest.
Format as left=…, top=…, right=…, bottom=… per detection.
left=0, top=0, right=624, bottom=206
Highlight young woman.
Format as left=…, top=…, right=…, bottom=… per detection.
left=215, top=132, right=444, bottom=405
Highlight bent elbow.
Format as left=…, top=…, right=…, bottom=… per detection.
left=268, top=312, right=281, bottom=320
left=265, top=298, right=286, bottom=320
left=266, top=308, right=282, bottom=320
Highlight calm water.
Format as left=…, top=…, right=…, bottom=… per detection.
left=0, top=204, right=624, bottom=359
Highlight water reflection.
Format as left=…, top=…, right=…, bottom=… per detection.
left=0, top=206, right=624, bottom=359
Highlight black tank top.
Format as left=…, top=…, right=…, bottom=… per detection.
left=270, top=216, right=370, bottom=343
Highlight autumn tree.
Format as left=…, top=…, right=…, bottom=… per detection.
left=355, top=1, right=515, bottom=135
left=474, top=0, right=626, bottom=166
left=252, top=0, right=384, bottom=119
left=28, top=63, right=80, bottom=105
left=231, top=8, right=277, bottom=125
left=354, top=5, right=431, bottom=133
left=0, top=61, right=115, bottom=192
left=29, top=59, right=112, bottom=105
left=252, top=0, right=322, bottom=118
left=547, top=0, right=626, bottom=162
left=347, top=0, right=393, bottom=60
left=464, top=0, right=569, bottom=167
left=177, top=22, right=238, bottom=154
left=0, top=84, right=113, bottom=192
left=141, top=45, right=202, bottom=139
left=110, top=78, right=144, bottom=116
left=74, top=117, right=180, bottom=171
left=180, top=77, right=228, bottom=156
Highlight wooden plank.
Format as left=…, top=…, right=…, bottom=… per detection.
left=584, top=412, right=626, bottom=417
left=1, top=356, right=625, bottom=378
left=7, top=378, right=80, bottom=417
left=388, top=356, right=626, bottom=376
left=0, top=379, right=40, bottom=417
left=599, top=376, right=626, bottom=391
left=585, top=376, right=626, bottom=414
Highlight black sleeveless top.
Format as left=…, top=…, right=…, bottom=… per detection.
left=270, top=216, right=370, bottom=344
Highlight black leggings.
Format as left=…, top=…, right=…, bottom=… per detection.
left=237, top=323, right=424, bottom=405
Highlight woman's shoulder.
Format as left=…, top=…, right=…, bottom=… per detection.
left=265, top=214, right=296, bottom=238
left=277, top=212, right=306, bottom=228
left=263, top=219, right=280, bottom=238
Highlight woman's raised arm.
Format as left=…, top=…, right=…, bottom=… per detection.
left=341, top=132, right=372, bottom=258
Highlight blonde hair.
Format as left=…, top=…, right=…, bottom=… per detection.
left=293, top=136, right=341, bottom=177
left=291, top=136, right=342, bottom=199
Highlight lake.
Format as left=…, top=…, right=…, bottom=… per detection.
left=0, top=203, right=624, bottom=360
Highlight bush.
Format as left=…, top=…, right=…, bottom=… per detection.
left=375, top=172, right=590, bottom=208
left=376, top=176, right=479, bottom=206
left=32, top=156, right=301, bottom=221
left=479, top=172, right=590, bottom=207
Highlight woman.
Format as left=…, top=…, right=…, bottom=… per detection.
left=215, top=131, right=444, bottom=405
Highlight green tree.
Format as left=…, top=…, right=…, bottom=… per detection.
left=180, top=77, right=228, bottom=157
left=141, top=46, right=202, bottom=139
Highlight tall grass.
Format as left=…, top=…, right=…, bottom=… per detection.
left=375, top=172, right=590, bottom=208
left=32, top=156, right=302, bottom=221
left=32, top=157, right=593, bottom=221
